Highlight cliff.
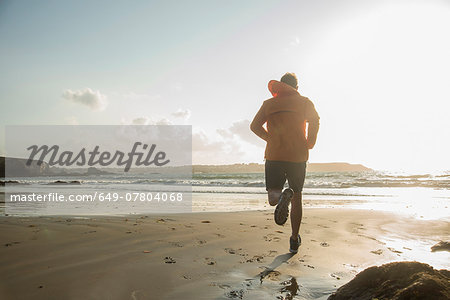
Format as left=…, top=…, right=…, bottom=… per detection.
left=0, top=156, right=50, bottom=177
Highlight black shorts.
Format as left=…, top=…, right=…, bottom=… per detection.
left=265, top=160, right=307, bottom=193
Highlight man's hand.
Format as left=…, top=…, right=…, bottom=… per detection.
left=306, top=139, right=316, bottom=149
left=250, top=120, right=268, bottom=141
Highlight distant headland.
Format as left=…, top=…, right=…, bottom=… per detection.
left=192, top=163, right=372, bottom=173
left=1, top=156, right=372, bottom=177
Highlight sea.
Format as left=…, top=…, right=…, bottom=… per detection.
left=1, top=170, right=449, bottom=220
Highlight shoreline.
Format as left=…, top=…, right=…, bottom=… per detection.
left=2, top=185, right=449, bottom=220
left=0, top=208, right=449, bottom=299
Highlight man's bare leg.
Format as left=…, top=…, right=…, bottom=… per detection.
left=290, top=192, right=302, bottom=239
left=267, top=189, right=282, bottom=206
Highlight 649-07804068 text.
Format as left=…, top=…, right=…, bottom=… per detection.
left=8, top=192, right=185, bottom=202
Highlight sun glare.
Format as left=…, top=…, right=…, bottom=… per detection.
left=302, top=1, right=450, bottom=173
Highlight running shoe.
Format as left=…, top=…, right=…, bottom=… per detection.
left=274, top=188, right=294, bottom=225
left=289, top=235, right=302, bottom=253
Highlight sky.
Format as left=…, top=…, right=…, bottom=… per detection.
left=1, top=0, right=449, bottom=173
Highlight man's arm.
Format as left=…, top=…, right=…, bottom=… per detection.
left=307, top=119, right=319, bottom=149
left=305, top=101, right=320, bottom=149
left=250, top=103, right=268, bottom=141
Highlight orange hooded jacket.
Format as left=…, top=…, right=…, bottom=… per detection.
left=250, top=80, right=320, bottom=163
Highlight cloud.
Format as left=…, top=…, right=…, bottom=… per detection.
left=129, top=117, right=172, bottom=125
left=63, top=88, right=108, bottom=111
left=217, top=119, right=264, bottom=147
left=131, top=117, right=150, bottom=125
left=216, top=128, right=233, bottom=139
left=155, top=118, right=172, bottom=125
left=192, top=130, right=244, bottom=164
left=192, top=131, right=226, bottom=152
left=171, top=108, right=191, bottom=120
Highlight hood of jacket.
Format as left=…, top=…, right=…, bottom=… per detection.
left=268, top=80, right=299, bottom=98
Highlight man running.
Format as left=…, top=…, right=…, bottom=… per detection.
left=250, top=72, right=319, bottom=253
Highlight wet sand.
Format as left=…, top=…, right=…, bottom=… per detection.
left=0, top=208, right=448, bottom=299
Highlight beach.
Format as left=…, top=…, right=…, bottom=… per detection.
left=3, top=0, right=450, bottom=298
left=1, top=208, right=448, bottom=299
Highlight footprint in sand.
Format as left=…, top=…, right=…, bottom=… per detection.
left=371, top=249, right=383, bottom=255
left=4, top=241, right=20, bottom=247
left=350, top=222, right=364, bottom=227
left=225, top=289, right=245, bottom=299
left=164, top=256, right=176, bottom=264
left=201, top=220, right=211, bottom=223
left=259, top=268, right=281, bottom=282
left=225, top=248, right=247, bottom=256
left=157, top=218, right=176, bottom=223
left=320, top=242, right=330, bottom=247
left=330, top=273, right=341, bottom=280
left=245, top=255, right=264, bottom=263
left=358, top=234, right=385, bottom=245
left=263, top=234, right=281, bottom=242
left=210, top=282, right=231, bottom=289
left=387, top=247, right=403, bottom=254
left=169, top=241, right=183, bottom=247
left=205, top=258, right=216, bottom=265
left=224, top=248, right=237, bottom=254
left=352, top=227, right=366, bottom=233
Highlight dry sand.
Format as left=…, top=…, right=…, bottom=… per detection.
left=0, top=208, right=448, bottom=299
